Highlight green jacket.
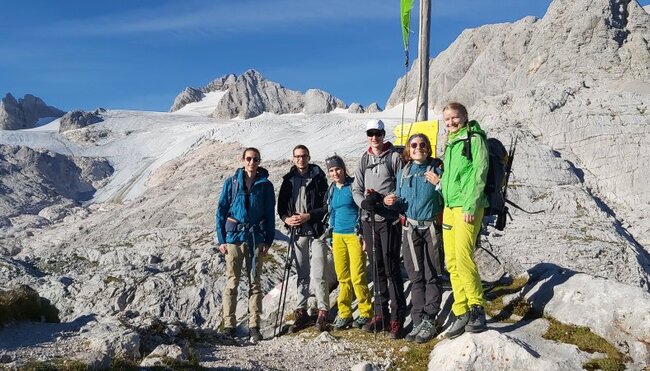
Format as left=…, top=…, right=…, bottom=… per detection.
left=441, top=120, right=489, bottom=215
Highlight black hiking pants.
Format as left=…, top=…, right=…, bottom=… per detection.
left=402, top=225, right=443, bottom=326
left=362, top=219, right=406, bottom=321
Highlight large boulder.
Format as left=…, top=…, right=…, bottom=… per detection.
left=58, top=109, right=105, bottom=133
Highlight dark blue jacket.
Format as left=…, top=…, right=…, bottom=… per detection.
left=216, top=167, right=275, bottom=246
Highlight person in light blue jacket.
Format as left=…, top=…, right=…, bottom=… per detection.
left=215, top=147, right=275, bottom=342
left=384, top=133, right=443, bottom=344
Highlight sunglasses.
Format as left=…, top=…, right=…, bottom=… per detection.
left=367, top=130, right=384, bottom=137
left=245, top=156, right=260, bottom=163
left=293, top=154, right=309, bottom=159
left=410, top=142, right=427, bottom=149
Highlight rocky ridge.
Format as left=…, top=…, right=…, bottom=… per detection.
left=169, top=69, right=348, bottom=119
left=0, top=93, right=65, bottom=130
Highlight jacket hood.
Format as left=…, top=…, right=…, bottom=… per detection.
left=282, top=163, right=325, bottom=180
left=235, top=166, right=270, bottom=182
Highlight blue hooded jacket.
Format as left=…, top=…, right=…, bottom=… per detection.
left=393, top=159, right=443, bottom=221
left=215, top=167, right=275, bottom=246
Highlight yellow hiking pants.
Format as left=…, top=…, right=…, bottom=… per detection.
left=332, top=233, right=372, bottom=319
left=442, top=207, right=486, bottom=316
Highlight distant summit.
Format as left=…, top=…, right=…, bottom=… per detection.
left=170, top=69, right=347, bottom=119
left=0, top=93, right=65, bottom=130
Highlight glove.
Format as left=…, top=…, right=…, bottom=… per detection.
left=361, top=192, right=383, bottom=211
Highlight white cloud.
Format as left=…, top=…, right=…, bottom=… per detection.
left=42, top=0, right=396, bottom=38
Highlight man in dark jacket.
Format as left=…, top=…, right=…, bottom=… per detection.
left=278, top=144, right=330, bottom=332
left=216, top=147, right=275, bottom=343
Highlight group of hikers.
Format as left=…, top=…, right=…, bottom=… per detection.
left=215, top=102, right=489, bottom=344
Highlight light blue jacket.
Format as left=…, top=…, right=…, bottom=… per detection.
left=393, top=159, right=443, bottom=221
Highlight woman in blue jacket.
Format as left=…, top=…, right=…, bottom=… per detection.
left=215, top=147, right=276, bottom=342
left=384, top=134, right=443, bottom=344
left=324, top=155, right=373, bottom=330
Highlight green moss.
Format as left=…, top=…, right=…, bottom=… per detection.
left=543, top=317, right=630, bottom=370
left=485, top=275, right=534, bottom=323
left=103, top=276, right=124, bottom=285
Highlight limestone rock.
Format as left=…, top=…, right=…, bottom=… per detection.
left=303, top=89, right=346, bottom=114
left=366, top=102, right=382, bottom=113
left=520, top=265, right=650, bottom=367
left=0, top=93, right=65, bottom=130
left=348, top=103, right=365, bottom=113
left=170, top=70, right=347, bottom=119
left=140, top=344, right=188, bottom=367
left=169, top=87, right=204, bottom=113
left=58, top=109, right=104, bottom=133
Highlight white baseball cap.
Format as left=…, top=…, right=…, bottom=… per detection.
left=366, top=119, right=385, bottom=131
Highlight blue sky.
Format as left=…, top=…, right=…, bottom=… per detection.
left=1, top=0, right=648, bottom=112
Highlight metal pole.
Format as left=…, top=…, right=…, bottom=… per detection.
left=274, top=228, right=295, bottom=337
left=416, top=0, right=431, bottom=122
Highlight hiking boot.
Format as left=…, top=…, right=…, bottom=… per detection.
left=405, top=320, right=424, bottom=342
left=362, top=315, right=389, bottom=333
left=388, top=320, right=403, bottom=340
left=465, top=305, right=487, bottom=333
left=415, top=318, right=437, bottom=343
left=223, top=327, right=236, bottom=337
left=315, top=310, right=328, bottom=332
left=249, top=327, right=262, bottom=342
left=352, top=316, right=370, bottom=329
left=289, top=308, right=310, bottom=333
left=333, top=316, right=353, bottom=330
left=447, top=311, right=470, bottom=339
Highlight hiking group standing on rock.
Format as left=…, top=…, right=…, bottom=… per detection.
left=215, top=102, right=489, bottom=344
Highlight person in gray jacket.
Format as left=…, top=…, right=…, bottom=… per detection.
left=352, top=119, right=407, bottom=339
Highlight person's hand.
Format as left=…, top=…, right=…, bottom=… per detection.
left=218, top=244, right=228, bottom=255
left=463, top=213, right=475, bottom=224
left=361, top=191, right=383, bottom=211
left=425, top=171, right=440, bottom=185
left=384, top=193, right=397, bottom=206
left=259, top=244, right=269, bottom=256
left=286, top=213, right=310, bottom=226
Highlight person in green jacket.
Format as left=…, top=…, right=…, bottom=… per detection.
left=440, top=102, right=489, bottom=338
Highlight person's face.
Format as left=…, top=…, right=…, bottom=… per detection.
left=293, top=148, right=310, bottom=171
left=242, top=150, right=260, bottom=172
left=409, top=137, right=429, bottom=162
left=328, top=166, right=344, bottom=184
left=443, top=108, right=467, bottom=134
left=366, top=129, right=384, bottom=150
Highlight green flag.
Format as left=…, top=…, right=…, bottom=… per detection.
left=400, top=0, right=414, bottom=50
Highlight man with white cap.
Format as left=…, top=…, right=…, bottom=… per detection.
left=352, top=119, right=407, bottom=339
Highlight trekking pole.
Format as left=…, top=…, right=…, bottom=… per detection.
left=370, top=210, right=380, bottom=339
left=274, top=227, right=295, bottom=337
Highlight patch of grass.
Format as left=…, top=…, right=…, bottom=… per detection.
left=314, top=326, right=439, bottom=371
left=20, top=358, right=87, bottom=371
left=104, top=276, right=124, bottom=285
left=484, top=275, right=532, bottom=323
left=0, top=285, right=59, bottom=325
left=543, top=317, right=630, bottom=371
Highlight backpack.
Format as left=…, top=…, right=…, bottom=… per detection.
left=463, top=133, right=542, bottom=230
